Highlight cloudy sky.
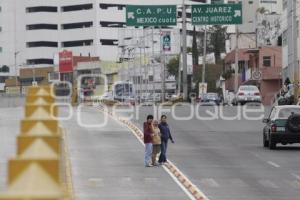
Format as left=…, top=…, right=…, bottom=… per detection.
left=132, top=0, right=207, bottom=5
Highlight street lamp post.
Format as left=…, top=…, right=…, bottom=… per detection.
left=14, top=51, right=20, bottom=87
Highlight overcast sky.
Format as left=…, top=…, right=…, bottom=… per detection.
left=132, top=0, right=206, bottom=5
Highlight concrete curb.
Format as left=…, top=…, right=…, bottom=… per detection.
left=97, top=106, right=209, bottom=200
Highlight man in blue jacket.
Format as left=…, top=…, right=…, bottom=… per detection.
left=158, top=115, right=174, bottom=164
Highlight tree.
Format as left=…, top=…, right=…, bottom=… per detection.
left=166, top=55, right=179, bottom=77
left=208, top=25, right=227, bottom=63
left=192, top=26, right=199, bottom=66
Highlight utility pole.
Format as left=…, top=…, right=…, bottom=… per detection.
left=182, top=0, right=188, bottom=101
left=234, top=0, right=239, bottom=93
left=151, top=27, right=156, bottom=102
left=202, top=26, right=207, bottom=83
left=293, top=0, right=299, bottom=104
left=178, top=30, right=182, bottom=95
left=160, top=27, right=166, bottom=102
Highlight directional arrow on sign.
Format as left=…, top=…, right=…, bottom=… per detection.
left=128, top=12, right=135, bottom=19
left=234, top=10, right=241, bottom=18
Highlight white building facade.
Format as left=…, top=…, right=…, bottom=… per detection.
left=226, top=0, right=283, bottom=52
left=0, top=0, right=209, bottom=78
left=0, top=0, right=142, bottom=77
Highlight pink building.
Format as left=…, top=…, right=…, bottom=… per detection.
left=224, top=47, right=282, bottom=105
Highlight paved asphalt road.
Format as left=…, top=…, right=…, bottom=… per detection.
left=2, top=105, right=300, bottom=200
left=61, top=106, right=189, bottom=200
left=128, top=104, right=300, bottom=200
left=0, top=107, right=23, bottom=190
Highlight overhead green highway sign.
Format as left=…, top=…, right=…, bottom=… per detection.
left=126, top=5, right=177, bottom=26
left=192, top=4, right=242, bottom=25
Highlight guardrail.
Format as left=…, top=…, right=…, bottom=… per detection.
left=0, top=86, right=73, bottom=200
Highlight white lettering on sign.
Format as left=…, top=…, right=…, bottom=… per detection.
left=205, top=6, right=232, bottom=14
left=166, top=8, right=173, bottom=14
left=192, top=16, right=209, bottom=23
left=146, top=8, right=152, bottom=14
left=137, top=17, right=158, bottom=24
left=157, top=8, right=162, bottom=14
left=192, top=7, right=203, bottom=14
left=137, top=9, right=142, bottom=15
left=210, top=16, right=233, bottom=23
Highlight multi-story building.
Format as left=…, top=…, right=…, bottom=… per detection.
left=0, top=0, right=139, bottom=77
left=226, top=0, right=283, bottom=52
left=224, top=46, right=282, bottom=105
left=281, top=0, right=300, bottom=81
left=0, top=0, right=210, bottom=79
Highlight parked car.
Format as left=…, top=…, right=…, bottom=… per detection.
left=262, top=105, right=300, bottom=149
left=200, top=93, right=221, bottom=106
left=233, top=85, right=261, bottom=105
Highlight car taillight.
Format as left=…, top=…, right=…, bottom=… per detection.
left=271, top=124, right=277, bottom=133
left=254, top=92, right=260, bottom=96
left=238, top=92, right=245, bottom=96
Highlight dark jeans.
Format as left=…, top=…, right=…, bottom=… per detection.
left=159, top=140, right=168, bottom=163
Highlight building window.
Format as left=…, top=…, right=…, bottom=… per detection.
left=0, top=47, right=2, bottom=53
left=26, top=6, right=58, bottom=13
left=263, top=56, right=271, bottom=67
left=61, top=22, right=93, bottom=30
left=27, top=59, right=54, bottom=65
left=100, top=39, right=118, bottom=46
left=27, top=41, right=58, bottom=48
left=0, top=27, right=2, bottom=32
left=283, top=0, right=288, bottom=9
left=100, top=21, right=125, bottom=28
left=100, top=3, right=125, bottom=10
left=26, top=24, right=58, bottom=30
left=248, top=1, right=253, bottom=4
left=0, top=65, right=9, bottom=73
left=149, top=76, right=154, bottom=82
left=260, top=0, right=276, bottom=3
left=282, top=30, right=287, bottom=46
left=62, top=39, right=93, bottom=47
left=61, top=4, right=93, bottom=12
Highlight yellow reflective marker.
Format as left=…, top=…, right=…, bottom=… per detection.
left=17, top=136, right=60, bottom=157
left=25, top=105, right=58, bottom=120
left=26, top=96, right=55, bottom=105
left=17, top=138, right=59, bottom=160
left=0, top=162, right=63, bottom=199
left=27, top=86, right=53, bottom=97
left=0, top=85, right=70, bottom=200
left=8, top=160, right=60, bottom=186
left=20, top=120, right=60, bottom=137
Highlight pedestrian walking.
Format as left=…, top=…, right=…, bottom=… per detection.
left=158, top=115, right=174, bottom=164
left=151, top=120, right=161, bottom=166
left=144, top=115, right=154, bottom=167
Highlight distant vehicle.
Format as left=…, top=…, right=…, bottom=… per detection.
left=112, top=81, right=135, bottom=103
left=233, top=85, right=261, bottom=105
left=200, top=93, right=221, bottom=106
left=262, top=105, right=300, bottom=149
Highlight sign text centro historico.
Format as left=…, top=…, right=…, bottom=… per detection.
left=192, top=4, right=242, bottom=25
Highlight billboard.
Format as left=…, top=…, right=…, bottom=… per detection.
left=59, top=50, right=73, bottom=73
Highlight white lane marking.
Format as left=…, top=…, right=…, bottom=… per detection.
left=267, top=161, right=280, bottom=168
left=98, top=108, right=208, bottom=200
left=291, top=173, right=300, bottom=181
left=258, top=180, right=279, bottom=189
left=200, top=178, right=220, bottom=188
left=291, top=180, right=300, bottom=188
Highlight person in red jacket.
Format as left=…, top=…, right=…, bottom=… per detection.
left=144, top=115, right=154, bottom=167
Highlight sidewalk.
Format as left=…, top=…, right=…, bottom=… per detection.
left=61, top=106, right=189, bottom=200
